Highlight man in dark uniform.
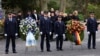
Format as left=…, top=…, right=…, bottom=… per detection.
left=50, top=12, right=56, bottom=41
left=87, top=12, right=98, bottom=49
left=62, top=13, right=70, bottom=41
left=17, top=11, right=23, bottom=38
left=4, top=13, right=18, bottom=54
left=54, top=16, right=66, bottom=51
left=25, top=10, right=33, bottom=18
left=40, top=11, right=52, bottom=52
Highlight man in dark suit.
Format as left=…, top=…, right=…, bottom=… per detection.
left=54, top=16, right=66, bottom=51
left=32, top=10, right=40, bottom=26
left=17, top=11, right=23, bottom=38
left=4, top=13, right=18, bottom=54
left=87, top=12, right=98, bottom=49
left=40, top=11, right=52, bottom=52
left=50, top=12, right=56, bottom=41
left=25, top=10, right=33, bottom=18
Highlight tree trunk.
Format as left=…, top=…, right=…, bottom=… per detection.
left=59, top=0, right=66, bottom=12
left=36, top=0, right=40, bottom=8
left=78, top=0, right=84, bottom=12
left=40, top=0, right=48, bottom=11
left=83, top=0, right=89, bottom=18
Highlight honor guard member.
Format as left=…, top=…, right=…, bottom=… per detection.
left=87, top=12, right=98, bottom=49
left=4, top=12, right=18, bottom=54
left=40, top=11, right=52, bottom=52
left=54, top=16, right=66, bottom=51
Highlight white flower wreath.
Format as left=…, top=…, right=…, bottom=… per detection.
left=19, top=17, right=39, bottom=40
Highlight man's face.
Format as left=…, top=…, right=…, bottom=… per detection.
left=41, top=11, right=44, bottom=15
left=90, top=14, right=95, bottom=18
left=34, top=10, right=37, bottom=13
left=55, top=10, right=59, bottom=16
left=51, top=13, right=54, bottom=16
left=8, top=14, right=12, bottom=18
left=18, top=12, right=22, bottom=15
left=69, top=14, right=73, bottom=16
left=58, top=17, right=62, bottom=21
left=27, top=12, right=31, bottom=15
left=44, top=14, right=48, bottom=17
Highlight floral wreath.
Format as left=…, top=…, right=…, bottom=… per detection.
left=19, top=17, right=39, bottom=40
left=66, top=20, right=85, bottom=45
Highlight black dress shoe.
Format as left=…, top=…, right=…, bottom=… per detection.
left=5, top=52, right=8, bottom=54
left=47, top=50, right=52, bottom=52
left=57, top=49, right=60, bottom=51
left=13, top=51, right=17, bottom=53
left=41, top=50, right=44, bottom=52
left=60, top=49, right=63, bottom=51
left=88, top=48, right=91, bottom=49
left=93, top=48, right=96, bottom=49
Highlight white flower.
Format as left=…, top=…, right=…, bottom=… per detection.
left=23, top=33, right=25, bottom=35
left=19, top=25, right=23, bottom=28
left=19, top=17, right=38, bottom=36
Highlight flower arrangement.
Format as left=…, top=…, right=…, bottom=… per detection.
left=67, top=20, right=84, bottom=34
left=66, top=20, right=85, bottom=45
left=0, top=19, right=4, bottom=27
left=19, top=17, right=39, bottom=40
left=0, top=19, right=4, bottom=39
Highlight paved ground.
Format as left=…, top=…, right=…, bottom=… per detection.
left=0, top=30, right=100, bottom=56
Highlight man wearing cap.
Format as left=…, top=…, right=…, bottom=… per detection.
left=87, top=12, right=98, bottom=49
left=4, top=13, right=18, bottom=54
left=54, top=16, right=66, bottom=51
left=40, top=11, right=52, bottom=52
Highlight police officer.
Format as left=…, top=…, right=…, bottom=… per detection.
left=40, top=11, right=52, bottom=52
left=87, top=12, right=98, bottom=49
left=54, top=16, right=66, bottom=51
left=4, top=12, right=18, bottom=54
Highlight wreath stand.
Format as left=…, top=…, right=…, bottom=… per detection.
left=25, top=39, right=38, bottom=54
left=66, top=31, right=84, bottom=50
left=69, top=40, right=83, bottom=50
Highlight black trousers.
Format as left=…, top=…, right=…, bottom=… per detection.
left=5, top=35, right=16, bottom=52
left=40, top=33, right=50, bottom=51
left=88, top=32, right=96, bottom=48
left=56, top=35, right=63, bottom=50
left=50, top=24, right=54, bottom=41
left=50, top=30, right=54, bottom=41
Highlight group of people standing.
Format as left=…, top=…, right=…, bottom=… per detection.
left=4, top=8, right=98, bottom=54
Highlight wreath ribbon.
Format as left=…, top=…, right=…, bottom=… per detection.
left=73, top=31, right=81, bottom=45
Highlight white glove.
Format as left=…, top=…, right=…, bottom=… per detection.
left=87, top=31, right=90, bottom=34
left=54, top=34, right=58, bottom=39
left=55, top=34, right=58, bottom=37
left=49, top=32, right=52, bottom=35
left=4, top=34, right=7, bottom=36
left=63, top=34, right=66, bottom=39
left=40, top=32, right=43, bottom=35
left=96, top=31, right=98, bottom=33
left=15, top=33, right=18, bottom=36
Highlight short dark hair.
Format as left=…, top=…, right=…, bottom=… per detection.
left=18, top=11, right=21, bottom=13
left=44, top=11, right=48, bottom=14
left=7, top=12, right=12, bottom=15
left=89, top=12, right=95, bottom=14
left=58, top=16, right=62, bottom=18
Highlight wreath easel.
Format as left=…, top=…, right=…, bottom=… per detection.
left=66, top=20, right=85, bottom=49
left=19, top=18, right=39, bottom=53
